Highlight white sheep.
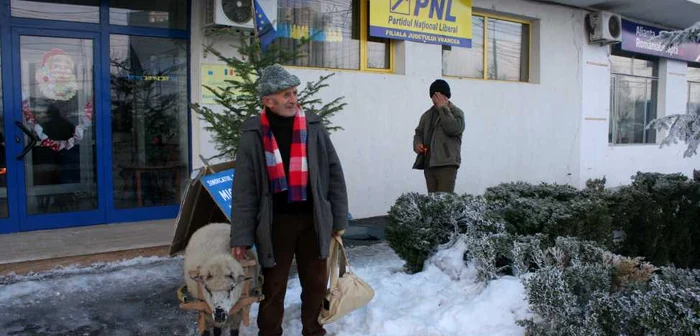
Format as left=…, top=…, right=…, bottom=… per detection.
left=184, top=223, right=260, bottom=336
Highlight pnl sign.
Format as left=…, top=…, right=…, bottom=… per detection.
left=370, top=0, right=472, bottom=48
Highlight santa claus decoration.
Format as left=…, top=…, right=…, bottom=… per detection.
left=22, top=48, right=93, bottom=152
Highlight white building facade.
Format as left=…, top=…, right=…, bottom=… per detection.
left=192, top=0, right=700, bottom=219
left=0, top=0, right=697, bottom=234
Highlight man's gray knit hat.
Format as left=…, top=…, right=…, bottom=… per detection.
left=258, top=64, right=301, bottom=98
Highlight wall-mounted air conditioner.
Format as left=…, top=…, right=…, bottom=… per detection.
left=586, top=11, right=622, bottom=45
left=204, top=0, right=277, bottom=30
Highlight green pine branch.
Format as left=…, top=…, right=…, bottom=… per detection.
left=190, top=30, right=347, bottom=161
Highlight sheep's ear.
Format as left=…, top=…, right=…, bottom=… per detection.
left=237, top=275, right=253, bottom=283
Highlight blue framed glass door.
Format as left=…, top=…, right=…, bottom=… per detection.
left=10, top=28, right=106, bottom=231
left=0, top=0, right=191, bottom=234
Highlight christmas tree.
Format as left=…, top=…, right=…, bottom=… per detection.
left=191, top=30, right=347, bottom=160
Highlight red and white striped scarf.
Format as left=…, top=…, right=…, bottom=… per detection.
left=260, top=106, right=308, bottom=202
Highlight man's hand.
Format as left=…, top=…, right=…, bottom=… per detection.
left=432, top=92, right=449, bottom=109
left=231, top=246, right=248, bottom=261
left=414, top=144, right=428, bottom=155
left=333, top=229, right=345, bottom=237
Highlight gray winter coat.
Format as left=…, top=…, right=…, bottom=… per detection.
left=413, top=102, right=465, bottom=169
left=229, top=112, right=349, bottom=268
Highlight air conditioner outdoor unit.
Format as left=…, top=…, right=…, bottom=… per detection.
left=204, top=0, right=277, bottom=30
left=586, top=11, right=622, bottom=45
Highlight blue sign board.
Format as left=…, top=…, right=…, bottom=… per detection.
left=621, top=19, right=700, bottom=63
left=200, top=169, right=235, bottom=221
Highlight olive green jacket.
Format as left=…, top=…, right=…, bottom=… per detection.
left=413, top=102, right=465, bottom=169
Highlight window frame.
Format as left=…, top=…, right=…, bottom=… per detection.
left=608, top=50, right=660, bottom=145
left=442, top=11, right=532, bottom=82
left=281, top=0, right=394, bottom=73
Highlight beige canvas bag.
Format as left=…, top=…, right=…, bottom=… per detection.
left=318, top=236, right=375, bottom=325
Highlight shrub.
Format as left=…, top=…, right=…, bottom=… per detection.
left=386, top=192, right=501, bottom=273
left=386, top=178, right=700, bottom=335
left=463, top=232, right=546, bottom=281
left=519, top=250, right=699, bottom=336
left=607, top=172, right=700, bottom=268
left=483, top=182, right=613, bottom=248
left=455, top=228, right=699, bottom=335
left=462, top=230, right=613, bottom=282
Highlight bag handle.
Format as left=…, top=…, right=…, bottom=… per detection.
left=326, top=236, right=351, bottom=291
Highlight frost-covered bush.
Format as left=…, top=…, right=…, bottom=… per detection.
left=519, top=249, right=700, bottom=336
left=387, top=184, right=700, bottom=334
left=463, top=232, right=545, bottom=281
left=607, top=172, right=700, bottom=268
left=462, top=234, right=616, bottom=282
left=522, top=270, right=700, bottom=336
left=386, top=192, right=502, bottom=273
left=657, top=267, right=700, bottom=290
left=483, top=182, right=613, bottom=248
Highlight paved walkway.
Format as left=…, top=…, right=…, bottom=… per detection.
left=0, top=217, right=387, bottom=275
left=0, top=220, right=174, bottom=275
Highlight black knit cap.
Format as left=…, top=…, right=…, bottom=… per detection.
left=429, top=79, right=451, bottom=99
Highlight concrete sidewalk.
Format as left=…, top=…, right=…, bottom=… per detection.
left=0, top=220, right=174, bottom=275
left=0, top=216, right=387, bottom=275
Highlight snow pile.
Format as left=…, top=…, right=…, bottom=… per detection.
left=242, top=242, right=531, bottom=336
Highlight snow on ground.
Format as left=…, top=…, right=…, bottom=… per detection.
left=0, top=255, right=194, bottom=336
left=305, top=239, right=531, bottom=336
left=0, top=242, right=530, bottom=336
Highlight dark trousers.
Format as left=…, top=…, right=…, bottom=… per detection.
left=258, top=214, right=327, bottom=336
left=424, top=166, right=458, bottom=193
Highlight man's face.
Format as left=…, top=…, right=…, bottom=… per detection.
left=263, top=87, right=298, bottom=117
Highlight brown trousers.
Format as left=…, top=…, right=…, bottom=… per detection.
left=424, top=166, right=458, bottom=193
left=257, top=214, right=327, bottom=336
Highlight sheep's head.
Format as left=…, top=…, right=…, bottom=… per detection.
left=191, top=254, right=250, bottom=324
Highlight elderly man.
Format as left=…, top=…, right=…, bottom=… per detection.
left=230, top=64, right=349, bottom=336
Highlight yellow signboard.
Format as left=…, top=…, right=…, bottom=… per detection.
left=370, top=0, right=472, bottom=48
left=200, top=64, right=240, bottom=105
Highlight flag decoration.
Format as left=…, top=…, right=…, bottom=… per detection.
left=254, top=0, right=277, bottom=51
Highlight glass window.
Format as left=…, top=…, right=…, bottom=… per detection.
left=442, top=16, right=484, bottom=78
left=488, top=18, right=529, bottom=81
left=609, top=51, right=659, bottom=145
left=611, top=53, right=656, bottom=77
left=110, top=0, right=188, bottom=29
left=273, top=0, right=391, bottom=71
left=367, top=34, right=391, bottom=69
left=11, top=0, right=100, bottom=23
left=19, top=36, right=98, bottom=214
left=110, top=35, right=189, bottom=209
left=443, top=14, right=530, bottom=82
left=688, top=66, right=700, bottom=82
left=688, top=66, right=700, bottom=115
left=366, top=2, right=390, bottom=70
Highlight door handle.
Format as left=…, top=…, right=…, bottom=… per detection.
left=15, top=121, right=39, bottom=160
